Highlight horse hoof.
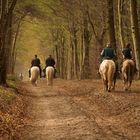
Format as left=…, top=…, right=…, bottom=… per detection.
left=108, top=89, right=111, bottom=92
left=125, top=88, right=128, bottom=91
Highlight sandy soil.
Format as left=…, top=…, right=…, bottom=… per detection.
left=20, top=78, right=140, bottom=140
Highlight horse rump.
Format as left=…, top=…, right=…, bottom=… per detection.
left=46, top=66, right=54, bottom=86
left=99, top=60, right=116, bottom=92
left=30, top=66, right=39, bottom=86
left=122, top=59, right=135, bottom=91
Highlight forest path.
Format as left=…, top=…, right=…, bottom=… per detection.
left=20, top=79, right=140, bottom=140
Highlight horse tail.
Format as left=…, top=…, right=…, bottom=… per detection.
left=128, top=62, right=134, bottom=82
left=107, top=63, right=115, bottom=90
left=127, top=63, right=131, bottom=82
left=48, top=68, right=53, bottom=84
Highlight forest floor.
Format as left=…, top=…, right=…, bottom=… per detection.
left=19, top=78, right=140, bottom=140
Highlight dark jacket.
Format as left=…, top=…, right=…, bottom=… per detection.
left=122, top=48, right=132, bottom=59
left=101, top=47, right=116, bottom=60
left=31, top=58, right=41, bottom=67
left=45, top=57, right=55, bottom=67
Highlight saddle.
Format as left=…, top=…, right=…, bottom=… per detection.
left=103, top=57, right=113, bottom=60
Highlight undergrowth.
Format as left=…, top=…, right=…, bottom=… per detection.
left=0, top=80, right=27, bottom=140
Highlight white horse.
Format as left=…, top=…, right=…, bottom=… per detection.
left=46, top=66, right=54, bottom=86
left=99, top=60, right=116, bottom=92
left=30, top=66, right=39, bottom=86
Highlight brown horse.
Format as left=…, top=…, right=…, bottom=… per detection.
left=121, top=59, right=135, bottom=91
left=99, top=59, right=116, bottom=92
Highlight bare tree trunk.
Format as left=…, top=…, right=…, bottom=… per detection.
left=72, top=26, right=79, bottom=79
left=0, top=0, right=17, bottom=85
left=79, top=32, right=84, bottom=79
left=67, top=42, right=73, bottom=80
left=107, top=0, right=116, bottom=49
left=118, top=0, right=125, bottom=49
left=82, top=14, right=91, bottom=79
left=130, top=0, right=140, bottom=77
left=0, top=0, right=8, bottom=84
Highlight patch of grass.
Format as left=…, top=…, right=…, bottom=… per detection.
left=7, top=74, right=17, bottom=81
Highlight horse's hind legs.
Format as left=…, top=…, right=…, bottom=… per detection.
left=128, top=81, right=132, bottom=91
left=103, top=80, right=108, bottom=92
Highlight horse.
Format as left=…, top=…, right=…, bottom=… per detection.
left=121, top=59, right=135, bottom=91
left=99, top=59, right=116, bottom=92
left=46, top=66, right=54, bottom=86
left=30, top=66, right=40, bottom=86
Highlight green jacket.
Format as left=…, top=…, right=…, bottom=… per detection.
left=101, top=47, right=116, bottom=60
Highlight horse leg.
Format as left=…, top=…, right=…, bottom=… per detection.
left=103, top=79, right=107, bottom=92
left=124, top=81, right=128, bottom=91
left=108, top=76, right=114, bottom=92
left=128, top=80, right=132, bottom=90
left=47, top=76, right=49, bottom=85
left=112, top=73, right=117, bottom=91
left=105, top=80, right=108, bottom=92
left=108, top=82, right=111, bottom=92
left=34, top=82, right=37, bottom=87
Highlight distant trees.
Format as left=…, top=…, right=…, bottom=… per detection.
left=1, top=0, right=140, bottom=84
left=47, top=0, right=140, bottom=79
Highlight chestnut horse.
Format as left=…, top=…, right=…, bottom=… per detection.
left=30, top=66, right=39, bottom=86
left=99, top=60, right=116, bottom=92
left=121, top=59, right=135, bottom=91
left=46, top=66, right=54, bottom=86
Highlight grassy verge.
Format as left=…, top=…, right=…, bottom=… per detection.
left=0, top=79, right=28, bottom=140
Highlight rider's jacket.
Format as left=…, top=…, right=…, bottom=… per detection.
left=45, top=58, right=55, bottom=67
left=31, top=58, right=41, bottom=67
left=101, top=47, right=115, bottom=60
left=122, top=48, right=132, bottom=59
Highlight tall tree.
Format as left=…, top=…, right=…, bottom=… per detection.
left=130, top=0, right=140, bottom=77
left=118, top=0, right=125, bottom=49
left=0, top=0, right=17, bottom=85
left=106, top=0, right=116, bottom=49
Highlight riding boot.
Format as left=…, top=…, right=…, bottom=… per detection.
left=43, top=68, right=46, bottom=78
left=29, top=69, right=31, bottom=78
left=40, top=69, right=42, bottom=78
left=54, top=68, right=57, bottom=78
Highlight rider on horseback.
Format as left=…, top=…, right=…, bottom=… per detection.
left=43, top=55, right=56, bottom=78
left=122, top=43, right=132, bottom=59
left=29, top=54, right=42, bottom=78
left=101, top=43, right=116, bottom=61
left=122, top=43, right=137, bottom=72
left=99, top=43, right=119, bottom=77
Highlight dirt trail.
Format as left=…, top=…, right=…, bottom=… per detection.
left=20, top=79, right=140, bottom=140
